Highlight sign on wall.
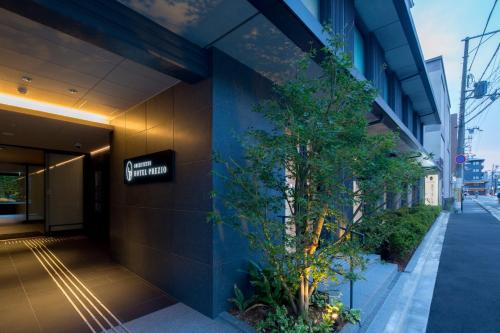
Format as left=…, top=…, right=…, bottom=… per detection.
left=455, top=154, right=466, bottom=164
left=124, top=150, right=174, bottom=185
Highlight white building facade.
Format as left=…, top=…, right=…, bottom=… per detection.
left=423, top=56, right=452, bottom=205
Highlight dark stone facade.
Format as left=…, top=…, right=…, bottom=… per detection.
left=109, top=49, right=274, bottom=317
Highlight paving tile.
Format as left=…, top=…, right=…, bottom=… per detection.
left=0, top=236, right=182, bottom=332
left=120, top=303, right=241, bottom=333
left=0, top=286, right=27, bottom=310
left=0, top=299, right=41, bottom=333
left=89, top=275, right=173, bottom=320
left=28, top=288, right=94, bottom=333
left=117, top=295, right=177, bottom=322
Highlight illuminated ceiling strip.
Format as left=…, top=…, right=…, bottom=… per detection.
left=90, top=145, right=110, bottom=155
left=29, top=155, right=85, bottom=175
left=24, top=147, right=109, bottom=176
left=0, top=92, right=108, bottom=124
left=52, top=155, right=85, bottom=168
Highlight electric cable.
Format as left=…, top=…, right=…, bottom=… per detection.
left=469, top=0, right=498, bottom=72
left=477, top=42, right=500, bottom=83
left=465, top=98, right=498, bottom=124
left=468, top=31, right=497, bottom=54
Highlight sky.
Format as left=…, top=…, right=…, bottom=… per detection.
left=412, top=0, right=500, bottom=171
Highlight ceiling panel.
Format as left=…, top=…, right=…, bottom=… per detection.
left=354, top=0, right=398, bottom=31
left=0, top=64, right=90, bottom=97
left=374, top=21, right=407, bottom=52
left=214, top=14, right=305, bottom=83
left=0, top=109, right=110, bottom=153
left=385, top=45, right=416, bottom=76
left=0, top=8, right=118, bottom=60
left=117, top=0, right=258, bottom=47
left=0, top=8, right=179, bottom=121
left=107, top=59, right=180, bottom=89
left=77, top=101, right=120, bottom=118
left=0, top=22, right=121, bottom=77
left=0, top=46, right=103, bottom=89
left=0, top=146, right=44, bottom=165
left=0, top=78, right=80, bottom=107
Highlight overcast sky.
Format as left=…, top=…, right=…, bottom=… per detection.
left=412, top=0, right=500, bottom=170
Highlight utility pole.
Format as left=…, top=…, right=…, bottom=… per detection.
left=455, top=37, right=469, bottom=212
left=491, top=164, right=498, bottom=195
left=455, top=28, right=500, bottom=212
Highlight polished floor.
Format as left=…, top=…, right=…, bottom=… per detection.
left=0, top=236, right=177, bottom=333
left=0, top=217, right=44, bottom=239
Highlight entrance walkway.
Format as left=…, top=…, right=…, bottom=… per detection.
left=426, top=199, right=500, bottom=333
left=0, top=236, right=240, bottom=333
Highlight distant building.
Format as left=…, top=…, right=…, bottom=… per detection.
left=450, top=114, right=458, bottom=177
left=423, top=56, right=452, bottom=206
left=464, top=158, right=487, bottom=194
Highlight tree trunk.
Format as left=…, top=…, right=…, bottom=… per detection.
left=299, top=267, right=311, bottom=317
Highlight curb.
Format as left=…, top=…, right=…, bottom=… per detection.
left=474, top=199, right=500, bottom=221
left=354, top=211, right=449, bottom=333
left=217, top=312, right=257, bottom=333
left=404, top=211, right=446, bottom=273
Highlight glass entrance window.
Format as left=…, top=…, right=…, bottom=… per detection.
left=0, top=164, right=32, bottom=237
left=28, top=166, right=45, bottom=221
left=0, top=169, right=26, bottom=220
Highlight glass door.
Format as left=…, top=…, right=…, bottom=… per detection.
left=27, top=165, right=45, bottom=221
left=46, top=153, right=84, bottom=232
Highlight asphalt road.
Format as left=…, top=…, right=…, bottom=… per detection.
left=426, top=198, right=500, bottom=333
left=476, top=195, right=500, bottom=219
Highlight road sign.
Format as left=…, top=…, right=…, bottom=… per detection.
left=456, top=154, right=466, bottom=164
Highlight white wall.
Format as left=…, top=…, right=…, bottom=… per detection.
left=425, top=174, right=440, bottom=206
left=424, top=57, right=452, bottom=202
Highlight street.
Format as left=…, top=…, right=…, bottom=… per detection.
left=475, top=195, right=500, bottom=220
left=426, top=197, right=500, bottom=333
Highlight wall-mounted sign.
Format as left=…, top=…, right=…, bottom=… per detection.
left=124, top=150, right=174, bottom=185
left=455, top=154, right=466, bottom=164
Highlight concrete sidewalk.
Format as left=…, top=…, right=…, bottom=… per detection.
left=362, top=212, right=449, bottom=333
left=107, top=303, right=243, bottom=333
left=426, top=200, right=500, bottom=333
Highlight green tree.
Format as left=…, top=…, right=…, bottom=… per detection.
left=212, top=36, right=424, bottom=317
left=0, top=175, right=21, bottom=201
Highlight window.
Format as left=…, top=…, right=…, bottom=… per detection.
left=301, top=0, right=320, bottom=19
left=354, top=26, right=366, bottom=75
left=382, top=68, right=389, bottom=102
left=0, top=173, right=25, bottom=204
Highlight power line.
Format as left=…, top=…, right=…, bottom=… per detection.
left=465, top=97, right=498, bottom=124
left=466, top=98, right=489, bottom=117
left=468, top=31, right=497, bottom=54
left=477, top=42, right=500, bottom=82
left=469, top=0, right=498, bottom=71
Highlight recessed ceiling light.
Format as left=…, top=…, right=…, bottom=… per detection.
left=21, top=76, right=32, bottom=83
left=68, top=88, right=78, bottom=94
left=2, top=132, right=14, bottom=136
left=17, top=86, right=28, bottom=94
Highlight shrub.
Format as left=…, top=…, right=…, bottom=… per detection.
left=360, top=205, right=440, bottom=262
left=255, top=305, right=334, bottom=333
